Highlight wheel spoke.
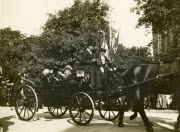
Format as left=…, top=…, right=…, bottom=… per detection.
left=15, top=86, right=38, bottom=121
left=76, top=96, right=80, bottom=109
left=69, top=93, right=94, bottom=125
left=79, top=112, right=82, bottom=122
left=48, top=106, right=67, bottom=117
left=27, top=107, right=30, bottom=118
left=82, top=112, right=87, bottom=121
left=60, top=108, right=63, bottom=113
left=103, top=110, right=107, bottom=117
left=52, top=107, right=55, bottom=113
left=111, top=111, right=116, bottom=117
left=109, top=110, right=110, bottom=119
left=98, top=98, right=120, bottom=121
left=28, top=106, right=34, bottom=114
left=84, top=110, right=91, bottom=117
left=24, top=107, right=27, bottom=118
left=19, top=106, right=25, bottom=115
left=74, top=111, right=80, bottom=118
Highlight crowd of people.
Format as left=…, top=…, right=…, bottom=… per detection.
left=144, top=94, right=175, bottom=110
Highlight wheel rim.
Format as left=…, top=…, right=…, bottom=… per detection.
left=69, top=92, right=94, bottom=125
left=15, top=86, right=38, bottom=121
left=98, top=98, right=120, bottom=121
left=48, top=106, right=68, bottom=117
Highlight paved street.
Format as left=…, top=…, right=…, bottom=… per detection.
left=0, top=106, right=178, bottom=132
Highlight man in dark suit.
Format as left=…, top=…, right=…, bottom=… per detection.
left=82, top=42, right=102, bottom=89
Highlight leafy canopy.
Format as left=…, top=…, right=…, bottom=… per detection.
left=32, top=0, right=110, bottom=69
left=131, top=0, right=180, bottom=33
left=0, top=27, right=34, bottom=80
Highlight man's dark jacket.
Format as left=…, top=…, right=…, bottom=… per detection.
left=82, top=49, right=94, bottom=65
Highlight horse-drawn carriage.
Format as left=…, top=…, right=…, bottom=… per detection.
left=14, top=63, right=123, bottom=125
left=14, top=48, right=180, bottom=131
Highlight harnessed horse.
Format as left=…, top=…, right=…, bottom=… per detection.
left=118, top=48, right=180, bottom=132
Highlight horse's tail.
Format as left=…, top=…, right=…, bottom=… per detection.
left=130, top=111, right=137, bottom=120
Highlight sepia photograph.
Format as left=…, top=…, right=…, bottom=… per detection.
left=0, top=0, right=180, bottom=132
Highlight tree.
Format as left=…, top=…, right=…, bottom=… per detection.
left=114, top=44, right=152, bottom=68
left=0, top=28, right=35, bottom=80
left=0, top=28, right=23, bottom=79
left=0, top=1, right=111, bottom=78
left=30, top=0, right=110, bottom=69
left=131, top=0, right=180, bottom=57
left=132, top=0, right=180, bottom=33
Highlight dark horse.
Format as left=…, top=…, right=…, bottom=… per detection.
left=118, top=52, right=180, bottom=131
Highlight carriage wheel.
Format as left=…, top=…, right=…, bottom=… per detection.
left=15, top=85, right=38, bottom=121
left=48, top=106, right=68, bottom=117
left=69, top=92, right=94, bottom=125
left=98, top=98, right=120, bottom=121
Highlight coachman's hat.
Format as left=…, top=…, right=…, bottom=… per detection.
left=87, top=38, right=96, bottom=46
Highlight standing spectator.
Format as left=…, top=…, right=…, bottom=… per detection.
left=156, top=94, right=162, bottom=110
left=166, top=95, right=173, bottom=109
left=150, top=93, right=158, bottom=109
left=145, top=95, right=151, bottom=110
left=156, top=94, right=168, bottom=110
left=161, top=94, right=168, bottom=109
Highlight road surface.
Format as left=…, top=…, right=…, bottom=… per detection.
left=0, top=107, right=178, bottom=132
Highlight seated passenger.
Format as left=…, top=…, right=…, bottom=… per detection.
left=42, top=65, right=73, bottom=83
left=42, top=69, right=53, bottom=83
left=58, top=65, right=73, bottom=79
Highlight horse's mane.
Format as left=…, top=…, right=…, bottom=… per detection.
left=122, top=64, right=140, bottom=84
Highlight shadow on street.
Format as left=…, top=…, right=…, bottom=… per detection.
left=0, top=116, right=15, bottom=132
